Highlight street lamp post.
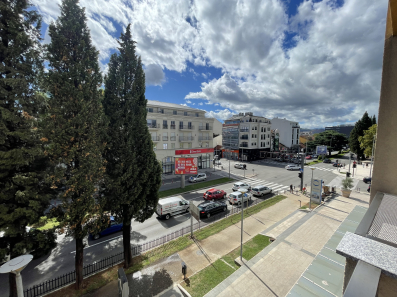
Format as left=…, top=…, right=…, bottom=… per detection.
left=370, top=136, right=376, bottom=178
left=310, top=168, right=315, bottom=209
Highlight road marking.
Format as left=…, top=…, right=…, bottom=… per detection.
left=71, top=235, right=123, bottom=253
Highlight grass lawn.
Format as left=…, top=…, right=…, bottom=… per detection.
left=300, top=201, right=321, bottom=210
left=159, top=177, right=234, bottom=198
left=31, top=217, right=60, bottom=231
left=182, top=235, right=271, bottom=297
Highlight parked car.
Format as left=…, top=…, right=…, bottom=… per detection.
left=305, top=155, right=312, bottom=160
left=189, top=173, right=207, bottom=183
left=312, top=154, right=318, bottom=158
left=203, top=188, right=227, bottom=201
left=323, top=159, right=331, bottom=163
left=234, top=163, right=244, bottom=169
left=228, top=191, right=251, bottom=205
left=363, top=177, right=372, bottom=184
left=285, top=164, right=300, bottom=170
left=251, top=186, right=272, bottom=197
left=333, top=163, right=343, bottom=167
left=156, top=197, right=190, bottom=220
left=232, top=181, right=251, bottom=191
left=198, top=201, right=227, bottom=218
left=90, top=216, right=123, bottom=240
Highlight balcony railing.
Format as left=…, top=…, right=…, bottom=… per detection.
left=147, top=123, right=160, bottom=129
left=240, top=136, right=249, bottom=140
left=199, top=126, right=212, bottom=131
left=147, top=109, right=204, bottom=117
left=240, top=143, right=249, bottom=147
left=151, top=136, right=160, bottom=141
left=163, top=124, right=168, bottom=129
left=240, top=129, right=249, bottom=132
left=199, top=136, right=212, bottom=141
left=170, top=136, right=176, bottom=141
left=179, top=136, right=194, bottom=141
left=170, top=125, right=176, bottom=129
left=162, top=136, right=168, bottom=141
left=179, top=125, right=194, bottom=130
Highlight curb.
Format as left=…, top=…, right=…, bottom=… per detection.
left=177, top=284, right=192, bottom=297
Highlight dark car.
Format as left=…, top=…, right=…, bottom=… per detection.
left=363, top=177, right=372, bottom=184
left=198, top=201, right=227, bottom=219
left=323, top=159, right=331, bottom=163
left=333, top=163, right=343, bottom=167
left=203, top=188, right=227, bottom=201
left=90, top=216, right=123, bottom=240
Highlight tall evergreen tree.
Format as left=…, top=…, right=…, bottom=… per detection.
left=0, top=1, right=55, bottom=295
left=42, top=0, right=106, bottom=288
left=349, top=112, right=374, bottom=159
left=103, top=25, right=162, bottom=268
left=372, top=115, right=377, bottom=125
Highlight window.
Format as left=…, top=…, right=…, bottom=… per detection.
left=147, top=108, right=153, bottom=113
left=267, top=127, right=270, bottom=131
left=158, top=108, right=164, bottom=113
left=184, top=111, right=188, bottom=116
left=171, top=143, right=175, bottom=149
left=188, top=122, right=192, bottom=129
left=179, top=143, right=183, bottom=148
left=268, top=134, right=270, bottom=138
left=252, top=126, right=255, bottom=130
left=163, top=143, right=168, bottom=149
left=171, top=121, right=175, bottom=129
left=163, top=120, right=167, bottom=128
left=195, top=113, right=199, bottom=117
left=153, top=144, right=157, bottom=150
left=173, top=110, right=177, bottom=115
left=255, top=126, right=257, bottom=130
left=252, top=134, right=254, bottom=138
left=188, top=143, right=192, bottom=148
left=179, top=121, right=183, bottom=128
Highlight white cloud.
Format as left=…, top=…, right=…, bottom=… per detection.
left=32, top=0, right=388, bottom=127
left=180, top=103, right=188, bottom=106
left=198, top=102, right=203, bottom=105
left=185, top=100, right=192, bottom=103
left=205, top=109, right=234, bottom=121
left=144, top=64, right=165, bottom=86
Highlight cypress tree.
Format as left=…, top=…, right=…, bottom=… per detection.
left=349, top=112, right=374, bottom=159
left=372, top=115, right=377, bottom=125
left=103, top=25, right=162, bottom=268
left=0, top=1, right=55, bottom=295
left=42, top=0, right=106, bottom=288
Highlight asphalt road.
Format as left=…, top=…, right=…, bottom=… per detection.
left=0, top=155, right=348, bottom=296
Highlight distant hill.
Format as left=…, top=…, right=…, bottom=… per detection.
left=300, top=128, right=325, bottom=134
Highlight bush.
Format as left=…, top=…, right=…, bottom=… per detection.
left=341, top=177, right=354, bottom=190
left=26, top=228, right=57, bottom=259
left=318, top=155, right=323, bottom=160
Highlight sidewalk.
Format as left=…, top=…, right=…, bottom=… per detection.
left=85, top=193, right=307, bottom=297
left=204, top=190, right=370, bottom=297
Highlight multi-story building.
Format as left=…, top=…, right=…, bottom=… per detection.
left=271, top=118, right=300, bottom=149
left=324, top=125, right=354, bottom=138
left=146, top=100, right=215, bottom=174
left=222, top=112, right=272, bottom=161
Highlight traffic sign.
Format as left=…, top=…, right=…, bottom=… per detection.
left=300, top=168, right=303, bottom=172
left=190, top=203, right=200, bottom=221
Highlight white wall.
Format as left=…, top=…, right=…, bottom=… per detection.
left=271, top=118, right=300, bottom=148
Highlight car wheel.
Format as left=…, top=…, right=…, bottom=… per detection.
left=186, top=207, right=190, bottom=213
left=261, top=193, right=264, bottom=197
left=223, top=207, right=227, bottom=212
left=212, top=199, right=215, bottom=202
left=238, top=201, right=241, bottom=206
left=223, top=194, right=226, bottom=199
left=165, top=214, right=170, bottom=220
left=207, top=213, right=211, bottom=218
left=94, top=234, right=100, bottom=240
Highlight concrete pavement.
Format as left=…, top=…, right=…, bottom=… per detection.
left=204, top=191, right=369, bottom=297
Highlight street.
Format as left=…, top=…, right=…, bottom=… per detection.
left=0, top=153, right=361, bottom=296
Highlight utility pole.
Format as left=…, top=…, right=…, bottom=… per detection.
left=300, top=154, right=304, bottom=191
left=229, top=159, right=231, bottom=179
left=370, top=136, right=375, bottom=178
left=348, top=151, right=351, bottom=179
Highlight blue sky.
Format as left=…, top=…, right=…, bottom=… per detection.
left=33, top=0, right=387, bottom=128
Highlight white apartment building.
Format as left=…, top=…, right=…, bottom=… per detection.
left=223, top=112, right=272, bottom=161
left=146, top=100, right=215, bottom=173
left=271, top=118, right=300, bottom=149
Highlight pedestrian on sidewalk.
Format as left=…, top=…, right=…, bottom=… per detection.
left=363, top=163, right=365, bottom=168
left=290, top=184, right=293, bottom=193
left=367, top=185, right=371, bottom=193
left=366, top=163, right=369, bottom=168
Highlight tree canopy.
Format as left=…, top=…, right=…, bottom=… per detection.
left=359, top=124, right=377, bottom=157
left=349, top=112, right=374, bottom=159
left=306, top=130, right=348, bottom=156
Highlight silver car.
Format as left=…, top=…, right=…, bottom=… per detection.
left=232, top=181, right=251, bottom=191
left=251, top=186, right=272, bottom=197
left=234, top=163, right=244, bottom=169
left=189, top=173, right=207, bottom=183
left=228, top=191, right=251, bottom=205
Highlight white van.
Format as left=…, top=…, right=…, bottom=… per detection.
left=156, top=197, right=190, bottom=220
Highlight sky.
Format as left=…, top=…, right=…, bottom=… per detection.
left=31, top=0, right=388, bottom=128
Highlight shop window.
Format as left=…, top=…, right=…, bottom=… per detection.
left=171, top=143, right=175, bottom=149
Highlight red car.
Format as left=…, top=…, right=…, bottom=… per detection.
left=305, top=155, right=312, bottom=159
left=203, top=188, right=227, bottom=201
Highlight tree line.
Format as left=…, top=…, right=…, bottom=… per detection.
left=0, top=0, right=162, bottom=295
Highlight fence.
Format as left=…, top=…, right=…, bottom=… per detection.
left=24, top=192, right=282, bottom=297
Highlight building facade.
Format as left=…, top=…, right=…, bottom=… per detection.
left=271, top=118, right=300, bottom=149
left=222, top=112, right=272, bottom=161
left=324, top=125, right=354, bottom=138
left=146, top=100, right=215, bottom=174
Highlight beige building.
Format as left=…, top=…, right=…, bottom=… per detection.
left=146, top=100, right=215, bottom=173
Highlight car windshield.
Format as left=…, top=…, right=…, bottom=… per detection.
left=252, top=188, right=258, bottom=191
left=198, top=205, right=205, bottom=210
left=205, top=191, right=212, bottom=195
left=234, top=183, right=240, bottom=187
left=229, top=194, right=237, bottom=199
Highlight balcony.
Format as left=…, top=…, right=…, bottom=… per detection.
left=170, top=136, right=176, bottom=141
left=240, top=143, right=249, bottom=147
left=151, top=136, right=160, bottom=142
left=240, top=136, right=249, bottom=140
left=199, top=125, right=212, bottom=131
left=240, top=129, right=249, bottom=132
left=199, top=136, right=212, bottom=141
left=170, top=125, right=176, bottom=129
left=163, top=124, right=168, bottom=129
left=162, top=136, right=168, bottom=141
left=179, top=125, right=194, bottom=130
left=147, top=123, right=160, bottom=129
left=179, top=136, right=194, bottom=142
